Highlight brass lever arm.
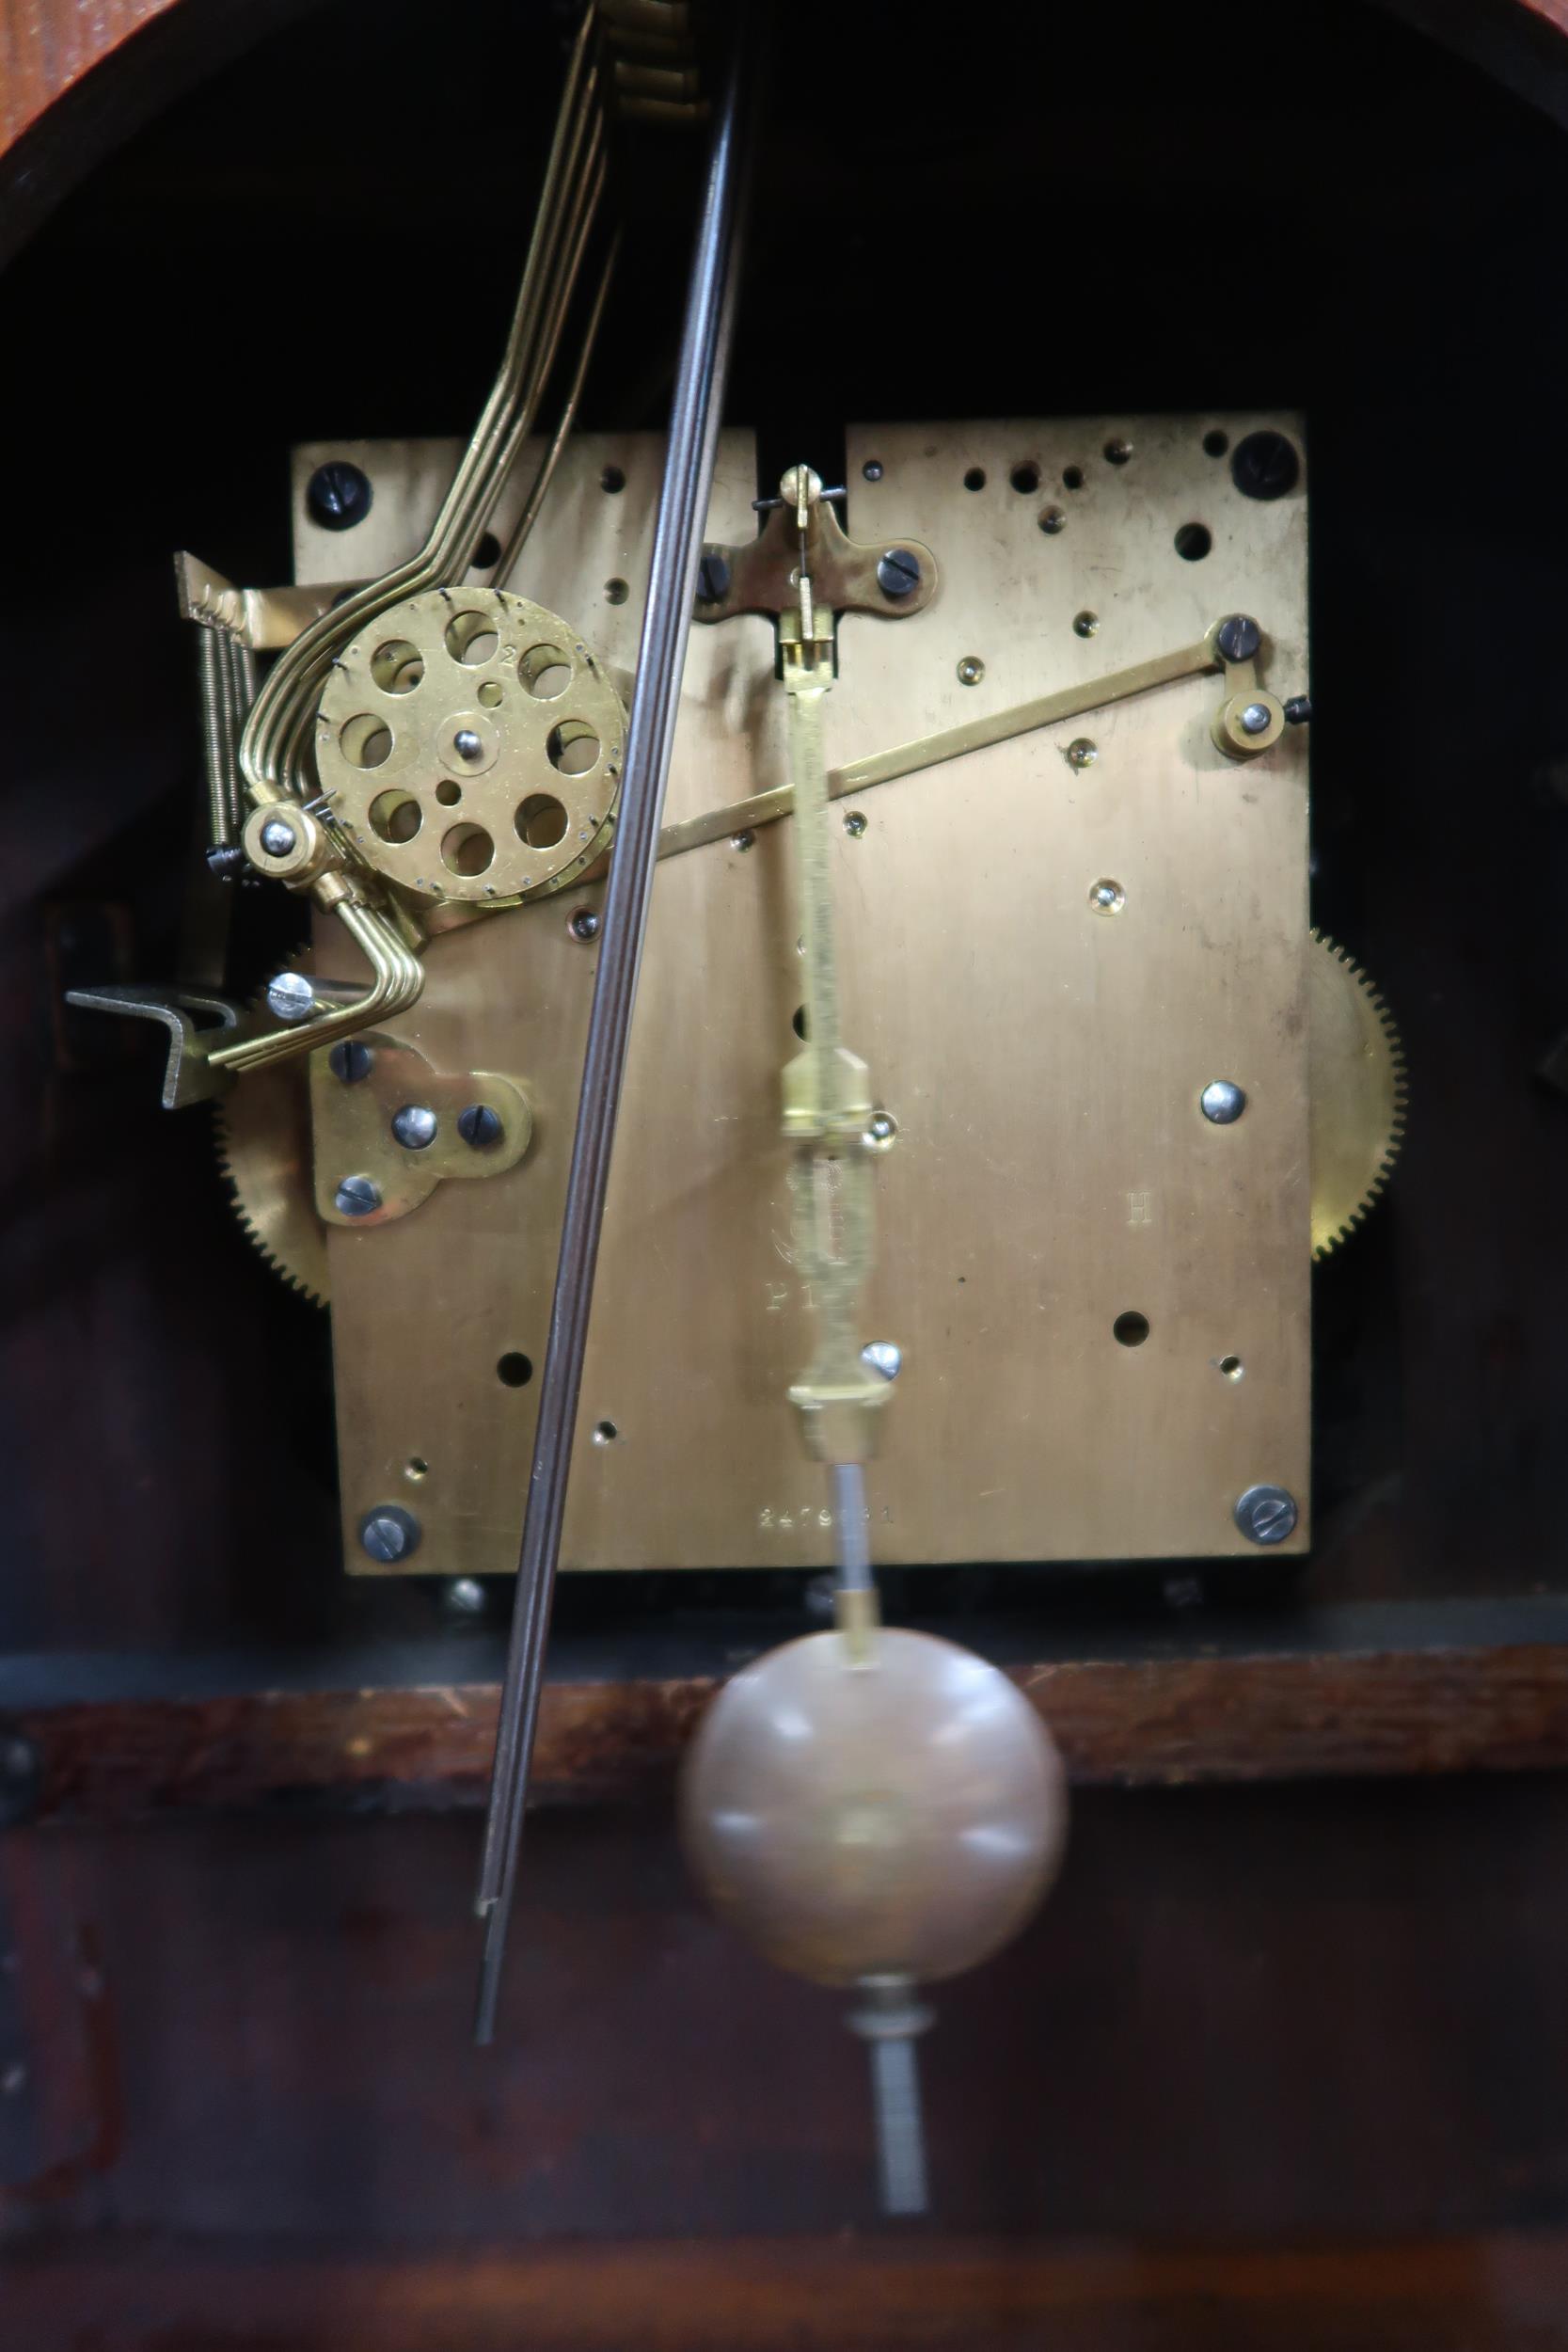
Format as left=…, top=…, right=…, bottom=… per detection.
left=657, top=632, right=1222, bottom=863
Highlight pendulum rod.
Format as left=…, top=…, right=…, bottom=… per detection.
left=776, top=468, right=922, bottom=2208
left=473, top=24, right=752, bottom=2045
left=775, top=467, right=894, bottom=1609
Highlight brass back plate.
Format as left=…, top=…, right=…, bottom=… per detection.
left=293, top=419, right=1310, bottom=1573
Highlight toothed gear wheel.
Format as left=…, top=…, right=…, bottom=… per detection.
left=215, top=961, right=329, bottom=1305
left=1308, top=930, right=1407, bottom=1259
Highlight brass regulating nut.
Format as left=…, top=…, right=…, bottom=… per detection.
left=242, top=800, right=331, bottom=886
left=1212, top=691, right=1285, bottom=760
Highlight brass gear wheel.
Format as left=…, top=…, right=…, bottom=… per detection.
left=1308, top=930, right=1407, bottom=1259
left=314, top=585, right=625, bottom=909
left=215, top=961, right=329, bottom=1306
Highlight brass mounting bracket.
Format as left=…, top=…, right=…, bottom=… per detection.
left=693, top=488, right=939, bottom=626
left=310, top=1040, right=533, bottom=1227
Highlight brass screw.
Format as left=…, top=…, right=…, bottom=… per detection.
left=957, top=656, right=985, bottom=687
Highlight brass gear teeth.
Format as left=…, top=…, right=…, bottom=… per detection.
left=1308, top=928, right=1408, bottom=1260
left=215, top=1101, right=328, bottom=1306
left=214, top=955, right=330, bottom=1306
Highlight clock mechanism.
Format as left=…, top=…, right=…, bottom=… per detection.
left=63, top=0, right=1408, bottom=2214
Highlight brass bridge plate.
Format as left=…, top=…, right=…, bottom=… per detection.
left=293, top=419, right=1310, bottom=1574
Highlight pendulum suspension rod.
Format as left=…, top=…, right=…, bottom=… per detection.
left=474, top=24, right=752, bottom=2045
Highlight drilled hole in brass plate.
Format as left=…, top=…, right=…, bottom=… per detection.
left=371, top=640, right=423, bottom=694
left=444, top=610, right=499, bottom=665
left=1174, top=522, right=1212, bottom=562
left=1062, top=464, right=1085, bottom=490
left=405, top=1455, right=430, bottom=1481
left=1218, top=1355, right=1244, bottom=1380
left=477, top=680, right=503, bottom=707
left=1073, top=611, right=1100, bottom=639
left=1009, top=461, right=1040, bottom=494
left=1113, top=1311, right=1149, bottom=1347
left=341, top=713, right=392, bottom=768
left=441, top=821, right=494, bottom=877
left=963, top=467, right=986, bottom=492
left=546, top=720, right=600, bottom=776
left=605, top=578, right=629, bottom=606
left=369, top=788, right=420, bottom=844
left=1203, top=428, right=1229, bottom=458
left=517, top=793, right=569, bottom=850
left=435, top=780, right=462, bottom=807
left=601, top=465, right=626, bottom=494
left=593, top=1419, right=619, bottom=1445
left=497, top=1353, right=532, bottom=1389
left=792, top=1005, right=808, bottom=1040
left=1038, top=506, right=1066, bottom=534
left=520, top=644, right=572, bottom=698
left=473, top=532, right=501, bottom=570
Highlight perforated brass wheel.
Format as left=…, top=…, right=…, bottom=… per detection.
left=314, top=586, right=625, bottom=908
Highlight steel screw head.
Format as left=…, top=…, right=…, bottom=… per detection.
left=1284, top=693, right=1313, bottom=726
left=444, top=1576, right=486, bottom=1616
left=844, top=810, right=868, bottom=837
left=306, top=459, right=372, bottom=532
left=957, top=656, right=985, bottom=686
left=862, top=1341, right=902, bottom=1381
left=862, top=459, right=884, bottom=482
left=1066, top=738, right=1097, bottom=770
left=877, top=548, right=922, bottom=599
left=391, top=1104, right=437, bottom=1151
left=259, top=818, right=299, bottom=858
left=1233, top=1484, right=1299, bottom=1546
left=457, top=1103, right=503, bottom=1150
left=1200, top=1079, right=1247, bottom=1124
left=1214, top=613, right=1262, bottom=665
left=1230, top=430, right=1300, bottom=503
left=568, top=907, right=600, bottom=942
left=1239, top=702, right=1273, bottom=737
left=266, top=970, right=317, bottom=1025
left=696, top=550, right=731, bottom=605
left=863, top=1110, right=898, bottom=1150
left=453, top=729, right=483, bottom=762
left=1089, top=878, right=1126, bottom=915
left=329, top=1041, right=373, bottom=1085
left=335, top=1173, right=382, bottom=1217
left=729, top=829, right=755, bottom=852
left=358, top=1503, right=420, bottom=1563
